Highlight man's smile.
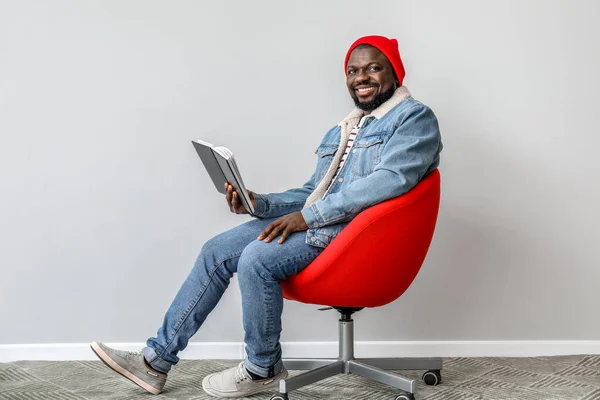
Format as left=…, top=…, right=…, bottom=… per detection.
left=355, top=86, right=378, bottom=97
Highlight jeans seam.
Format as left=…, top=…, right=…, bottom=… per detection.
left=263, top=253, right=312, bottom=364
left=245, top=245, right=323, bottom=371
left=156, top=252, right=242, bottom=360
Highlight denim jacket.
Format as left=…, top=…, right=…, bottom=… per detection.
left=252, top=87, right=443, bottom=248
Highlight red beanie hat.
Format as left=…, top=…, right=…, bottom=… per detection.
left=344, top=35, right=406, bottom=87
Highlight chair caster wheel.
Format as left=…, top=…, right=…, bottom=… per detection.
left=271, top=393, right=289, bottom=400
left=423, top=369, right=442, bottom=385
left=395, top=394, right=415, bottom=400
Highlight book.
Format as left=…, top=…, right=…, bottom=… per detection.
left=191, top=139, right=255, bottom=214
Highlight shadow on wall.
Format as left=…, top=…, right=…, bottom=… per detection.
left=409, top=93, right=578, bottom=339
left=358, top=91, right=575, bottom=340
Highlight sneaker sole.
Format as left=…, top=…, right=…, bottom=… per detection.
left=90, top=342, right=162, bottom=395
left=202, top=369, right=288, bottom=398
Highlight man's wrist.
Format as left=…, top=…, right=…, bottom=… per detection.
left=296, top=211, right=309, bottom=230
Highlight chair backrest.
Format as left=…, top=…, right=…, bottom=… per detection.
left=282, top=169, right=441, bottom=308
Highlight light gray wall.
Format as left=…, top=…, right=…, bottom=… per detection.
left=1, top=0, right=599, bottom=345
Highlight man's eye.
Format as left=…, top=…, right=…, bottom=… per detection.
left=347, top=69, right=356, bottom=75
left=369, top=65, right=381, bottom=71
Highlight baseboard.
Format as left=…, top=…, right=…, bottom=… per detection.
left=1, top=341, right=599, bottom=362
left=0, top=342, right=243, bottom=363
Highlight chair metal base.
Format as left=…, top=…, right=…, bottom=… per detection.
left=278, top=317, right=442, bottom=396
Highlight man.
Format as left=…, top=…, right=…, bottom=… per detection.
left=90, top=35, right=442, bottom=398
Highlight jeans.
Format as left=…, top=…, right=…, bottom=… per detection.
left=142, top=216, right=324, bottom=377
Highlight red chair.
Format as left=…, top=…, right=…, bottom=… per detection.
left=271, top=169, right=442, bottom=400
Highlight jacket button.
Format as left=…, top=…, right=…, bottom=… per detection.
left=338, top=177, right=344, bottom=183
left=313, top=223, right=318, bottom=228
left=310, top=237, right=316, bottom=242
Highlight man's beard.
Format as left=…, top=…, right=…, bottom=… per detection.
left=352, top=86, right=396, bottom=111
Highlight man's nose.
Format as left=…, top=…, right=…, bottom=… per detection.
left=355, top=69, right=369, bottom=83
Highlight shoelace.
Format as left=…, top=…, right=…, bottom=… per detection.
left=234, top=362, right=249, bottom=383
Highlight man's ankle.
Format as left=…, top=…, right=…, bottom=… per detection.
left=245, top=368, right=266, bottom=380
left=143, top=358, right=166, bottom=375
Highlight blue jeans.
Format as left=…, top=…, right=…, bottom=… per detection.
left=142, top=217, right=323, bottom=377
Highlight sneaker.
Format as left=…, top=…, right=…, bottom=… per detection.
left=202, top=361, right=287, bottom=398
left=90, top=341, right=167, bottom=395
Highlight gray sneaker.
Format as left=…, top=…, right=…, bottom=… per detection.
left=90, top=341, right=167, bottom=395
left=202, top=361, right=287, bottom=398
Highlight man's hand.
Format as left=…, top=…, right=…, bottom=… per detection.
left=257, top=211, right=309, bottom=244
left=225, top=183, right=256, bottom=214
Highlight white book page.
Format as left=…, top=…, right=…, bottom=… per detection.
left=226, top=156, right=253, bottom=213
left=213, top=146, right=231, bottom=159
left=214, top=146, right=254, bottom=213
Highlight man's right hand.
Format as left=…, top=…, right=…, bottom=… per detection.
left=225, top=183, right=256, bottom=214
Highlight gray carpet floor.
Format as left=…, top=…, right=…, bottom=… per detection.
left=1, top=356, right=600, bottom=399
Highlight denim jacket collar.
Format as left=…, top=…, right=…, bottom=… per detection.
left=338, top=86, right=412, bottom=127
left=303, top=86, right=413, bottom=209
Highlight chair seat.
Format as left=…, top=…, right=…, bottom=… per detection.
left=282, top=169, right=440, bottom=308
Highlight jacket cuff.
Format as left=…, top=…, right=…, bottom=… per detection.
left=251, top=193, right=269, bottom=218
left=301, top=204, right=325, bottom=229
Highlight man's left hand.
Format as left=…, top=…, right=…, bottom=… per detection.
left=257, top=211, right=309, bottom=244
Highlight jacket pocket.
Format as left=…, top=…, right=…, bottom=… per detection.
left=314, top=144, right=338, bottom=182
left=351, top=137, right=384, bottom=177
